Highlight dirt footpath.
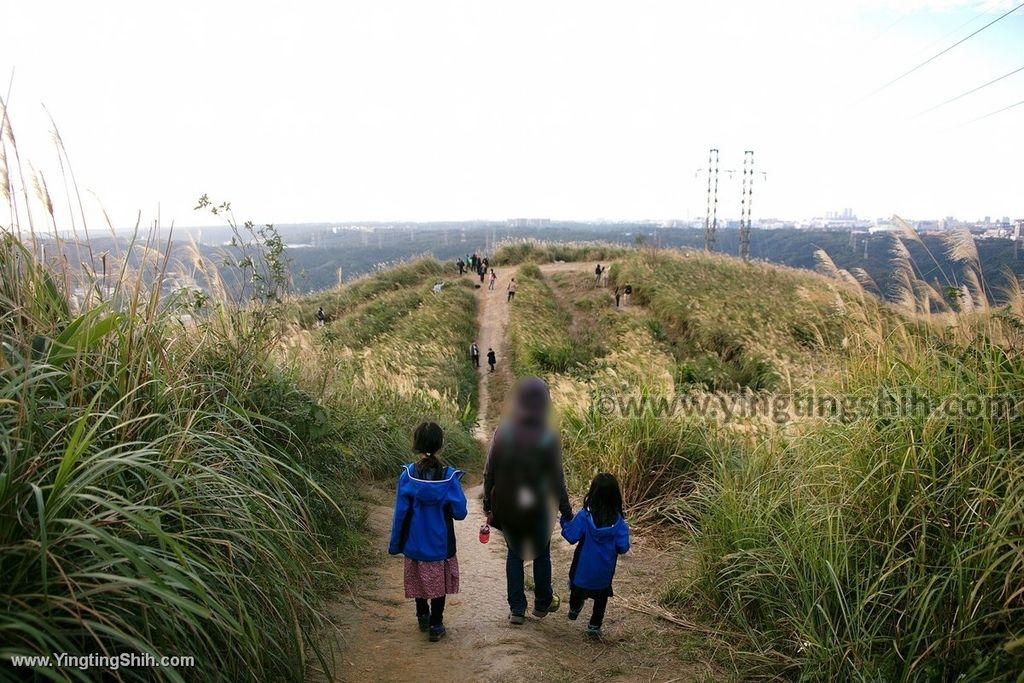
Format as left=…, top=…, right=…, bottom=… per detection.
left=325, top=261, right=721, bottom=683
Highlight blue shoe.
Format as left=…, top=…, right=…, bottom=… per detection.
left=429, top=624, right=446, bottom=642
left=586, top=624, right=602, bottom=640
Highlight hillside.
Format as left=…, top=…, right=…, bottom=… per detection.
left=4, top=225, right=1022, bottom=682
left=495, top=246, right=1024, bottom=680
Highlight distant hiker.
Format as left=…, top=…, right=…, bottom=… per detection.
left=487, top=348, right=496, bottom=372
left=507, top=278, right=517, bottom=303
left=479, top=263, right=486, bottom=284
left=483, top=257, right=489, bottom=270
left=623, top=283, right=632, bottom=306
left=489, top=269, right=497, bottom=290
left=561, top=472, right=630, bottom=640
left=470, top=341, right=480, bottom=368
left=388, top=422, right=467, bottom=643
left=594, top=264, right=603, bottom=287
left=483, top=377, right=573, bottom=624
left=316, top=306, right=327, bottom=327
left=614, top=287, right=621, bottom=307
left=471, top=252, right=479, bottom=270
left=457, top=258, right=465, bottom=275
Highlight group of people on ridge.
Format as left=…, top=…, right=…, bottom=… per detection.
left=457, top=253, right=497, bottom=288
left=388, top=378, right=631, bottom=643
left=457, top=254, right=516, bottom=298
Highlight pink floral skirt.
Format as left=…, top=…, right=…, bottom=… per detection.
left=404, top=557, right=460, bottom=599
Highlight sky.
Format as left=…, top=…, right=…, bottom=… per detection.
left=1, top=0, right=1022, bottom=228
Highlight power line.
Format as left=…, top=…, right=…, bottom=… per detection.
left=866, top=1, right=1024, bottom=97
left=966, top=98, right=1024, bottom=124
left=917, top=64, right=1024, bottom=116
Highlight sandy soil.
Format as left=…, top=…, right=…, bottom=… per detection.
left=324, top=262, right=720, bottom=683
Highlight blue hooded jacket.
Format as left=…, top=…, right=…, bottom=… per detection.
left=388, top=463, right=468, bottom=562
left=560, top=508, right=630, bottom=590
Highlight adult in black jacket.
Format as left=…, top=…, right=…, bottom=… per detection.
left=483, top=377, right=573, bottom=623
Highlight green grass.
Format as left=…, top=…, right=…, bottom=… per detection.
left=610, top=250, right=898, bottom=390
left=0, top=233, right=352, bottom=681
left=288, top=259, right=481, bottom=478
left=492, top=239, right=628, bottom=266
left=506, top=265, right=605, bottom=377
left=684, top=325, right=1024, bottom=680
left=0, top=215, right=479, bottom=682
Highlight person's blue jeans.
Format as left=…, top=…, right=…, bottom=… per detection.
left=505, top=535, right=552, bottom=615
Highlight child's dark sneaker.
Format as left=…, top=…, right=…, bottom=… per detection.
left=586, top=624, right=602, bottom=640
left=531, top=592, right=561, bottom=618
left=567, top=607, right=580, bottom=621
left=417, top=615, right=429, bottom=632
left=429, top=624, right=446, bottom=642
left=509, top=612, right=526, bottom=625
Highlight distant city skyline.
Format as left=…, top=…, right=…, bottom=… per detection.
left=2, top=1, right=1022, bottom=229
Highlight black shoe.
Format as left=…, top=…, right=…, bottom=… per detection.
left=417, top=615, right=429, bottom=632
left=509, top=612, right=526, bottom=625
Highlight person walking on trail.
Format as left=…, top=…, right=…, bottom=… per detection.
left=483, top=256, right=489, bottom=270
left=486, top=348, right=496, bottom=373
left=457, top=258, right=465, bottom=275
left=561, top=472, right=630, bottom=640
left=470, top=341, right=480, bottom=368
left=479, top=263, right=486, bottom=285
left=623, top=283, right=632, bottom=306
left=483, top=377, right=573, bottom=625
left=594, top=264, right=604, bottom=287
left=506, top=278, right=517, bottom=303
left=315, top=306, right=327, bottom=327
left=388, top=422, right=468, bottom=643
left=488, top=269, right=497, bottom=290
left=614, top=287, right=621, bottom=308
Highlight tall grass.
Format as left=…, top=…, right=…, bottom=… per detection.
left=492, top=239, right=628, bottom=266
left=685, top=307, right=1024, bottom=680
left=284, top=258, right=482, bottom=478
left=0, top=231, right=352, bottom=681
left=506, top=264, right=604, bottom=376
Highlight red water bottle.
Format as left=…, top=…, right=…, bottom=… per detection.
left=479, top=523, right=490, bottom=544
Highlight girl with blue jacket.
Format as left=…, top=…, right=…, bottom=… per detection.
left=388, top=422, right=468, bottom=642
left=560, top=473, right=631, bottom=639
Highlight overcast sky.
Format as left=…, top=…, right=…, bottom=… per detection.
left=2, top=1, right=1022, bottom=228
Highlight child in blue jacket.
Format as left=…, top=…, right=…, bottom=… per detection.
left=388, top=422, right=468, bottom=642
left=560, top=472, right=630, bottom=639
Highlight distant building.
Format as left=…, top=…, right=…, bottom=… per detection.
left=506, top=218, right=551, bottom=228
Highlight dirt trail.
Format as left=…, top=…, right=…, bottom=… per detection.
left=327, top=262, right=716, bottom=683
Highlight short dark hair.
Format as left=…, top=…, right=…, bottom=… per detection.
left=413, top=421, right=444, bottom=455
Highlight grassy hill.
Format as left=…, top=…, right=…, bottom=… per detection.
left=4, top=218, right=1021, bottom=681
left=501, top=246, right=1024, bottom=680
left=0, top=225, right=480, bottom=681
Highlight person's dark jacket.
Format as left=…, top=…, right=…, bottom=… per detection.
left=482, top=377, right=572, bottom=553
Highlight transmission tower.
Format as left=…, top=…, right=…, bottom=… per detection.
left=703, top=148, right=720, bottom=251
left=738, top=150, right=755, bottom=261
